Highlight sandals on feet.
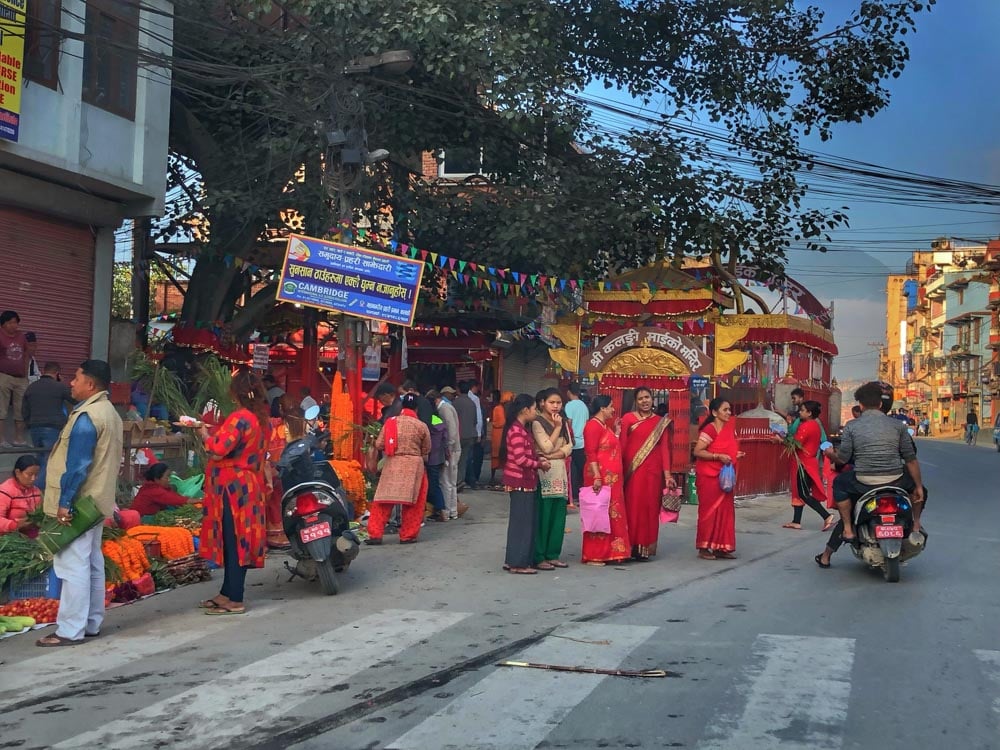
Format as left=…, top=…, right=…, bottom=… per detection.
left=821, top=517, right=836, bottom=532
left=814, top=554, right=831, bottom=569
left=715, top=551, right=737, bottom=560
left=36, top=635, right=83, bottom=647
left=199, top=597, right=227, bottom=609
left=508, top=567, right=537, bottom=575
left=782, top=522, right=802, bottom=530
left=205, top=605, right=246, bottom=615
left=548, top=560, right=569, bottom=568
left=535, top=562, right=556, bottom=571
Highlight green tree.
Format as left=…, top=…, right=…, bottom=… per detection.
left=162, top=0, right=934, bottom=329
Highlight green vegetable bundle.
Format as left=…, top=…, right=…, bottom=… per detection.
left=0, top=534, right=51, bottom=590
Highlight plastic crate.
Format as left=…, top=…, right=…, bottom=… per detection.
left=7, top=568, right=62, bottom=601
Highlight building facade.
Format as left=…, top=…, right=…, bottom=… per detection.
left=0, top=0, right=173, bottom=370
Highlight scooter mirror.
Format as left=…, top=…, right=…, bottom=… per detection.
left=304, top=405, right=321, bottom=421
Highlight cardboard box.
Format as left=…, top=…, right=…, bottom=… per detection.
left=123, top=419, right=168, bottom=444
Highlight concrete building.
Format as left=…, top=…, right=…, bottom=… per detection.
left=883, top=273, right=914, bottom=391
left=0, top=0, right=174, bottom=371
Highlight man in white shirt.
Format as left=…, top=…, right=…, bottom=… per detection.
left=466, top=381, right=485, bottom=488
left=564, top=382, right=589, bottom=505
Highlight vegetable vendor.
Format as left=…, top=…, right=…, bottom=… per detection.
left=0, top=455, right=42, bottom=536
left=131, top=463, right=198, bottom=518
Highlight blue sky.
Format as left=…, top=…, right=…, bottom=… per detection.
left=786, top=0, right=1000, bottom=378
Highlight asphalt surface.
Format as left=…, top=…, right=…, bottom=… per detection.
left=1, top=435, right=995, bottom=749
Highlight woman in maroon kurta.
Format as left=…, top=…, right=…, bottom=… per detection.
left=582, top=395, right=630, bottom=565
left=692, top=397, right=744, bottom=560
left=196, top=370, right=268, bottom=614
left=620, top=387, right=676, bottom=560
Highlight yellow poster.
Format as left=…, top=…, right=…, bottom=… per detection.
left=0, top=0, right=26, bottom=142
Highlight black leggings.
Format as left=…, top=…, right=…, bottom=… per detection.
left=792, top=495, right=831, bottom=524
left=220, top=498, right=249, bottom=603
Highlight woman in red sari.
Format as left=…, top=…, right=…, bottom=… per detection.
left=196, top=369, right=268, bottom=614
left=692, top=397, right=744, bottom=560
left=620, top=387, right=676, bottom=561
left=582, top=395, right=630, bottom=566
left=264, top=397, right=291, bottom=550
left=782, top=400, right=835, bottom=531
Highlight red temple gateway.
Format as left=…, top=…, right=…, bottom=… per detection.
left=546, top=260, right=841, bottom=496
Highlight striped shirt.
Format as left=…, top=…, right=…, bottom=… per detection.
left=836, top=410, right=916, bottom=476
left=502, top=421, right=541, bottom=489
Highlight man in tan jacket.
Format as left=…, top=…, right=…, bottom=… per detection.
left=36, top=360, right=123, bottom=647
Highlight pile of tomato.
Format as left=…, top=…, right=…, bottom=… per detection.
left=0, top=598, right=60, bottom=624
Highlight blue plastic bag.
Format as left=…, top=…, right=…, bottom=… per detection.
left=718, top=464, right=736, bottom=493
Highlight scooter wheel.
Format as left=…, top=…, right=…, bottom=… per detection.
left=883, top=556, right=900, bottom=583
left=317, top=557, right=340, bottom=595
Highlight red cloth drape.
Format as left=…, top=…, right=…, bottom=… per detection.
left=694, top=419, right=738, bottom=553
left=581, top=418, right=630, bottom=563
left=620, top=412, right=672, bottom=556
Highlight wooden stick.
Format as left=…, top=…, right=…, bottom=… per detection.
left=496, top=660, right=679, bottom=678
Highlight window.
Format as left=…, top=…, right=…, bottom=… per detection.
left=24, top=0, right=61, bottom=89
left=974, top=321, right=981, bottom=345
left=82, top=0, right=139, bottom=119
left=958, top=288, right=965, bottom=305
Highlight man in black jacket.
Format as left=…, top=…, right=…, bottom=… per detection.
left=22, top=362, right=73, bottom=483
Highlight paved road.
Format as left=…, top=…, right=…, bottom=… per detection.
left=1, top=437, right=994, bottom=749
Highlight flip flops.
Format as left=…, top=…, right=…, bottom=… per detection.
left=781, top=522, right=802, bottom=530
left=204, top=605, right=246, bottom=615
left=822, top=517, right=837, bottom=532
left=36, top=635, right=83, bottom=647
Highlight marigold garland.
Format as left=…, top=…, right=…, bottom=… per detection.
left=101, top=536, right=151, bottom=582
left=126, top=526, right=196, bottom=561
left=329, top=372, right=356, bottom=460
left=330, top=459, right=366, bottom=517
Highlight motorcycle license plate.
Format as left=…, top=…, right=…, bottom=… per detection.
left=300, top=522, right=332, bottom=543
left=875, top=525, right=904, bottom=539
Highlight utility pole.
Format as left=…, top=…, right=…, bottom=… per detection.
left=132, top=217, right=152, bottom=348
left=868, top=341, right=886, bottom=381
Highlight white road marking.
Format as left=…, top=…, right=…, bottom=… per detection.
left=974, top=650, right=1000, bottom=718
left=699, top=634, right=855, bottom=750
left=386, top=623, right=658, bottom=750
left=0, top=605, right=277, bottom=704
left=53, top=609, right=471, bottom=750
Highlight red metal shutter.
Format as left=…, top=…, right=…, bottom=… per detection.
left=0, top=207, right=96, bottom=377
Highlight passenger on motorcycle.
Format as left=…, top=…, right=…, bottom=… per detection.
left=815, top=381, right=925, bottom=567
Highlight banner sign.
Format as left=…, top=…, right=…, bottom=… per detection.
left=251, top=343, right=269, bottom=371
left=277, top=234, right=424, bottom=326
left=587, top=327, right=712, bottom=376
left=734, top=265, right=833, bottom=329
left=0, top=0, right=26, bottom=142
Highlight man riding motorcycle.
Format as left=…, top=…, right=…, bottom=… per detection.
left=815, top=381, right=925, bottom=568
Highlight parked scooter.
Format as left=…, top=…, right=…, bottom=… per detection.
left=846, top=484, right=926, bottom=583
left=277, top=406, right=360, bottom=595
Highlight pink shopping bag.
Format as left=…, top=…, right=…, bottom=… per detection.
left=578, top=485, right=612, bottom=534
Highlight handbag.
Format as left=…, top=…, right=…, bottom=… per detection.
left=659, top=487, right=682, bottom=524
left=578, top=485, right=611, bottom=534
left=718, top=464, right=736, bottom=493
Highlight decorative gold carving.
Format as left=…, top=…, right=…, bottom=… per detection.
left=604, top=349, right=688, bottom=376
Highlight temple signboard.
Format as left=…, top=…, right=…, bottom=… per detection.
left=586, top=327, right=712, bottom=377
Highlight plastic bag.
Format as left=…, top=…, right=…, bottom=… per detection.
left=718, top=464, right=736, bottom=493
left=578, top=485, right=612, bottom=534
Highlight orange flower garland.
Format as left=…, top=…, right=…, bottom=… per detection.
left=101, top=536, right=151, bottom=582
left=329, top=459, right=366, bottom=517
left=126, top=526, right=196, bottom=561
left=329, top=372, right=356, bottom=460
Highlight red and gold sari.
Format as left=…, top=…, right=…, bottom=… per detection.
left=620, top=411, right=672, bottom=558
left=582, top=418, right=630, bottom=563
left=694, top=419, right=738, bottom=554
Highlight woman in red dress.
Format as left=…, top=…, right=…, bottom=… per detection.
left=620, top=387, right=676, bottom=561
left=782, top=400, right=835, bottom=531
left=692, top=397, right=744, bottom=560
left=582, top=395, right=630, bottom=566
left=264, top=399, right=291, bottom=550
left=195, top=369, right=268, bottom=615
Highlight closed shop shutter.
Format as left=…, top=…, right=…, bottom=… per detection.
left=0, top=208, right=95, bottom=377
left=501, top=341, right=555, bottom=396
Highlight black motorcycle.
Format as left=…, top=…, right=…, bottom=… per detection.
left=847, top=485, right=926, bottom=583
left=277, top=434, right=360, bottom=595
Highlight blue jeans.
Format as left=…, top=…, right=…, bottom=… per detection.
left=30, top=426, right=61, bottom=488
left=425, top=463, right=445, bottom=511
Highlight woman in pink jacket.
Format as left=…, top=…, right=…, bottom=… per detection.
left=0, top=455, right=42, bottom=535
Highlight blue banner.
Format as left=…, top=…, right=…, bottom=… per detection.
left=277, top=235, right=424, bottom=326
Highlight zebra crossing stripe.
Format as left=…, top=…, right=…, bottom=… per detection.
left=52, top=609, right=471, bottom=750
left=974, top=650, right=1000, bottom=718
left=699, top=634, right=855, bottom=750
left=386, top=623, right=658, bottom=750
left=0, top=605, right=278, bottom=706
